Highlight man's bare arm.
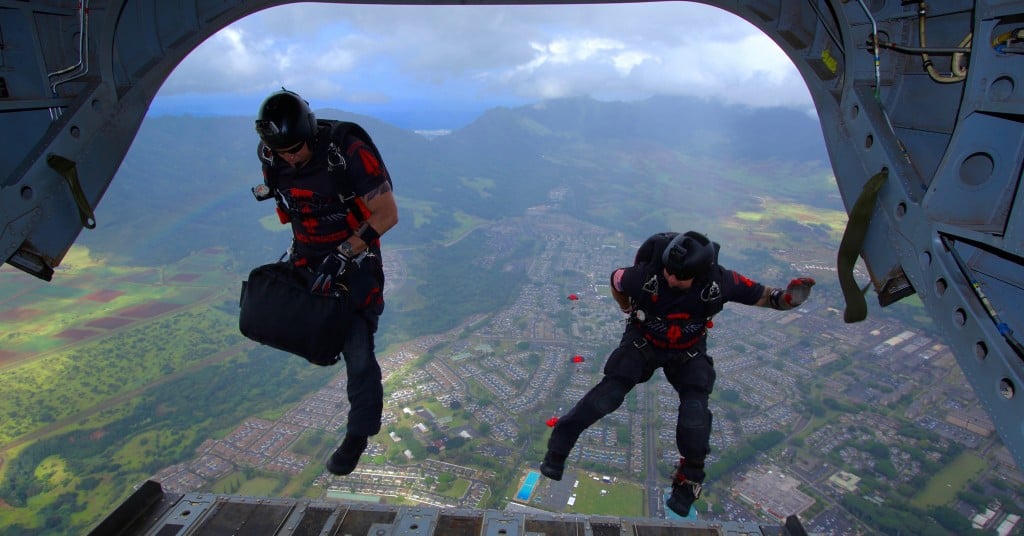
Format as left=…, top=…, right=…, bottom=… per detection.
left=610, top=269, right=631, bottom=313
left=346, top=188, right=398, bottom=255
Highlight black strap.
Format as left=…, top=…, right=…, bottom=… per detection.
left=837, top=169, right=888, bottom=323
left=324, top=120, right=393, bottom=225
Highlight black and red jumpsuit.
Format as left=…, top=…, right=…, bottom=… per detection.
left=261, top=124, right=392, bottom=437
left=546, top=261, right=764, bottom=484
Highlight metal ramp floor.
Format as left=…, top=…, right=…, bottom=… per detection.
left=90, top=480, right=809, bottom=536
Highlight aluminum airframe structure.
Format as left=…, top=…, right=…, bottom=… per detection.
left=0, top=0, right=1022, bottom=476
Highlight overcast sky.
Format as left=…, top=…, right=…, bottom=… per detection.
left=151, top=3, right=813, bottom=130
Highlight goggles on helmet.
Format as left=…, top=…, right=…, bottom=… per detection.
left=662, top=232, right=714, bottom=280
left=255, top=120, right=281, bottom=143
left=255, top=89, right=316, bottom=151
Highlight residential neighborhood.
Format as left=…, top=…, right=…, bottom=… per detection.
left=152, top=209, right=1023, bottom=534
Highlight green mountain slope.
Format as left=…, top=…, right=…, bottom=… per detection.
left=80, top=95, right=833, bottom=266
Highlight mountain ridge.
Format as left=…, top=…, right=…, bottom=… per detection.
left=80, top=95, right=832, bottom=266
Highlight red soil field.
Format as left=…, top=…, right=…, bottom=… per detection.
left=168, top=273, right=201, bottom=282
left=84, top=289, right=125, bottom=302
left=55, top=328, right=100, bottom=341
left=0, top=349, right=24, bottom=366
left=0, top=308, right=43, bottom=321
left=115, top=269, right=160, bottom=284
left=85, top=317, right=135, bottom=329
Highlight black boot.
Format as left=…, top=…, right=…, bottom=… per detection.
left=666, top=457, right=703, bottom=516
left=326, top=435, right=368, bottom=476
left=540, top=451, right=567, bottom=481
left=666, top=480, right=701, bottom=516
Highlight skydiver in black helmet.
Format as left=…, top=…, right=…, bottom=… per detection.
left=254, top=89, right=399, bottom=476
left=540, top=231, right=815, bottom=517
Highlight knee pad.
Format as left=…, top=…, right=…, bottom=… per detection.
left=680, top=399, right=708, bottom=429
left=677, top=398, right=712, bottom=462
left=592, top=377, right=630, bottom=414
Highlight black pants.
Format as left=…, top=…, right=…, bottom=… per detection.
left=547, top=328, right=716, bottom=473
left=339, top=310, right=383, bottom=437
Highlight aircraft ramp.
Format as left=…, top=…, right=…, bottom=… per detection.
left=89, top=480, right=808, bottom=536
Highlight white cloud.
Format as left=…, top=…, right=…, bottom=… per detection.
left=311, top=44, right=358, bottom=73
left=612, top=50, right=654, bottom=76
left=156, top=3, right=812, bottom=118
left=162, top=27, right=279, bottom=93
left=629, top=32, right=810, bottom=108
left=547, top=38, right=625, bottom=64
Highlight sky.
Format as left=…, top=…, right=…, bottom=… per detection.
left=150, top=2, right=813, bottom=130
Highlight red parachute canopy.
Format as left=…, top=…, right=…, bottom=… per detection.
left=567, top=294, right=578, bottom=301
left=572, top=355, right=585, bottom=363
left=546, top=416, right=559, bottom=427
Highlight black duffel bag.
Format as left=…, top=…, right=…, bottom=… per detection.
left=239, top=261, right=352, bottom=365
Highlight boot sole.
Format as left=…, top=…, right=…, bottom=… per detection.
left=540, top=463, right=564, bottom=481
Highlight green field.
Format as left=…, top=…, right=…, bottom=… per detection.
left=238, top=476, right=284, bottom=496
left=733, top=198, right=847, bottom=241
left=0, top=245, right=334, bottom=534
left=911, top=452, right=987, bottom=508
left=444, top=478, right=472, bottom=499
left=565, top=473, right=644, bottom=517
left=0, top=236, right=520, bottom=534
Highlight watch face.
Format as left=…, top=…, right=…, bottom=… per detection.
left=340, top=242, right=353, bottom=255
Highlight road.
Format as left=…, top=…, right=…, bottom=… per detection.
left=643, top=381, right=664, bottom=518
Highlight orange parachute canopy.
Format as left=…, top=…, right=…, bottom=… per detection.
left=546, top=416, right=559, bottom=427
left=567, top=294, right=579, bottom=301
left=572, top=355, right=585, bottom=363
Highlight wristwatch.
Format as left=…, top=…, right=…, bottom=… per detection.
left=338, top=241, right=354, bottom=258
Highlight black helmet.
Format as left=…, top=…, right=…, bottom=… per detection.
left=662, top=231, right=715, bottom=280
left=255, top=89, right=316, bottom=150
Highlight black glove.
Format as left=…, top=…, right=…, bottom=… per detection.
left=311, top=252, right=351, bottom=294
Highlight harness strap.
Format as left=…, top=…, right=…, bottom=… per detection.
left=633, top=336, right=704, bottom=363
left=642, top=331, right=705, bottom=350
left=837, top=169, right=888, bottom=323
left=259, top=120, right=385, bottom=220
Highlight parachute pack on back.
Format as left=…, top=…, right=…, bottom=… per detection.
left=321, top=120, right=393, bottom=194
left=633, top=231, right=721, bottom=274
left=255, top=119, right=392, bottom=202
left=633, top=232, right=677, bottom=269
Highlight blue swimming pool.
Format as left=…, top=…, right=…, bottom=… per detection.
left=514, top=470, right=541, bottom=501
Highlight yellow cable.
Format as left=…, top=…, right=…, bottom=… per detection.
left=918, top=2, right=970, bottom=83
